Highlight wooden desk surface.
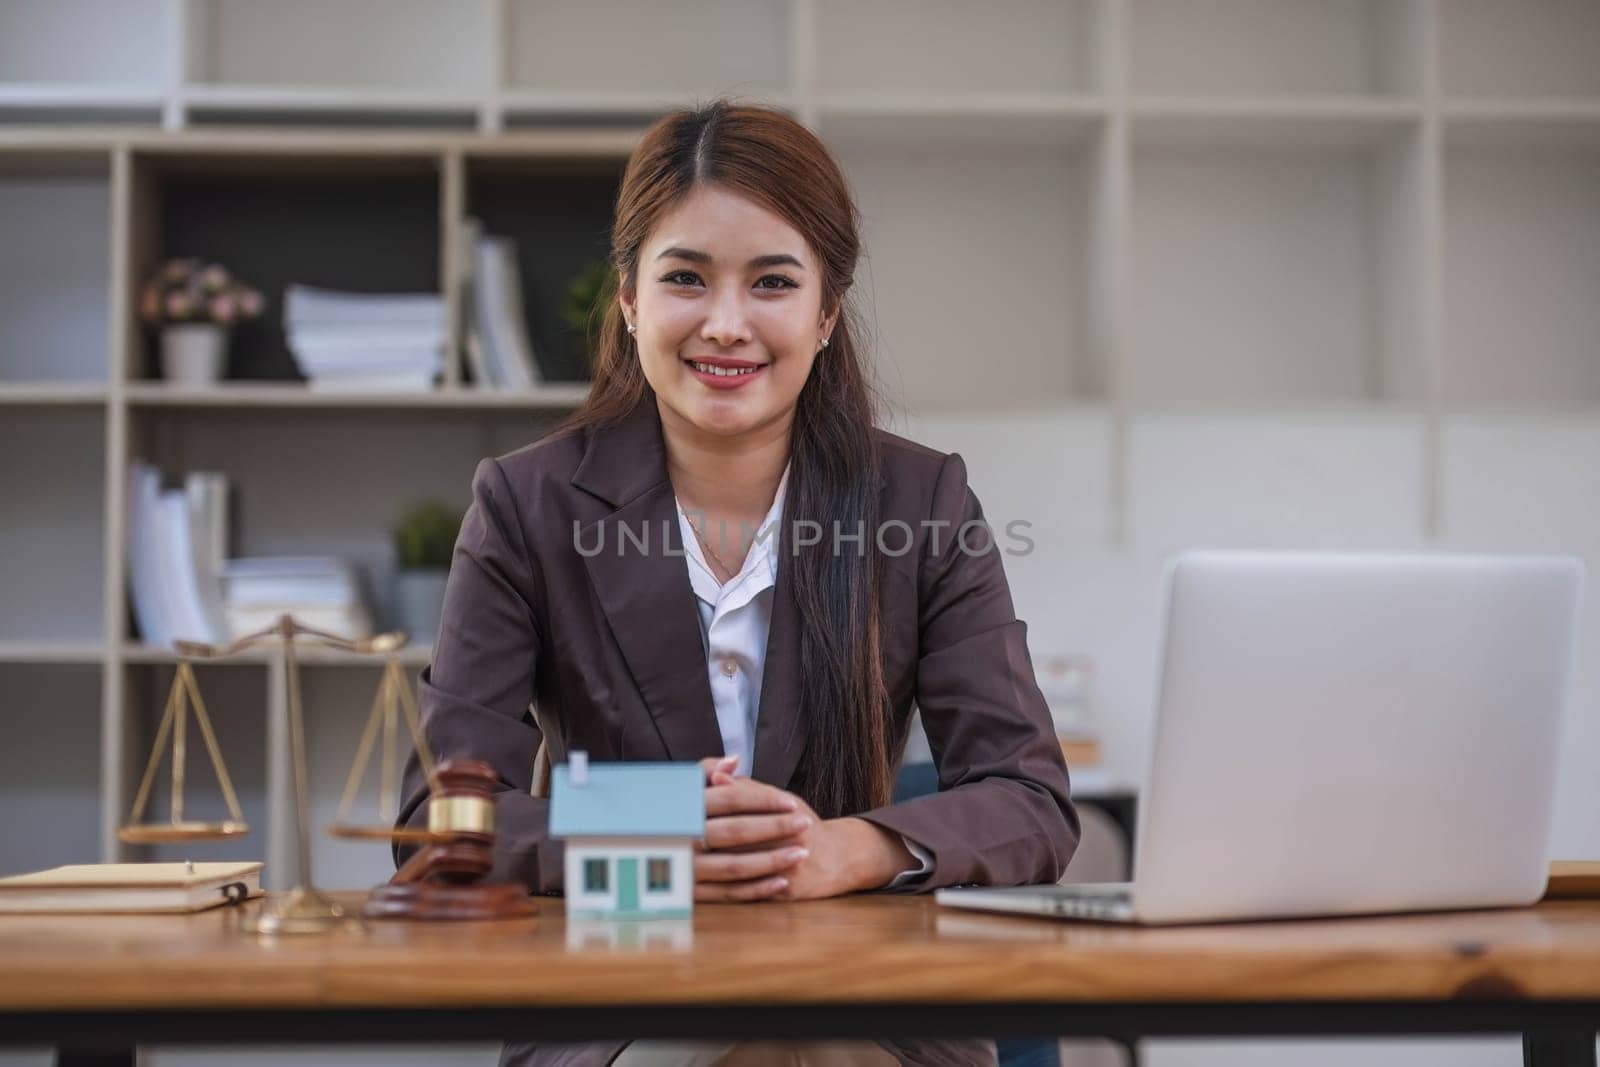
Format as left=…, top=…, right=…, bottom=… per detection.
left=2, top=894, right=1600, bottom=1013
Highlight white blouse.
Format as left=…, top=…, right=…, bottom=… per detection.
left=675, top=462, right=932, bottom=889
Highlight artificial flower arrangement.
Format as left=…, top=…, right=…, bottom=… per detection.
left=138, top=259, right=266, bottom=384
left=139, top=258, right=265, bottom=327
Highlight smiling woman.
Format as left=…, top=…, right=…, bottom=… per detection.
left=395, top=99, right=1078, bottom=1067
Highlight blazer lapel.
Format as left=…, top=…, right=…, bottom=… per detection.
left=573, top=402, right=724, bottom=763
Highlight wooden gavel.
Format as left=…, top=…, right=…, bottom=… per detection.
left=365, top=758, right=538, bottom=920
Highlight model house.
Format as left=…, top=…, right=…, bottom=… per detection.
left=548, top=753, right=704, bottom=920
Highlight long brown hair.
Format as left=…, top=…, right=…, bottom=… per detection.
left=557, top=99, right=892, bottom=819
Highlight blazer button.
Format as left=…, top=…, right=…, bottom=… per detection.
left=719, top=658, right=737, bottom=677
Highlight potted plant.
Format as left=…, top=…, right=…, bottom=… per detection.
left=391, top=500, right=463, bottom=646
left=139, top=258, right=265, bottom=385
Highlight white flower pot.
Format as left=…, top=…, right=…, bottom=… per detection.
left=160, top=323, right=227, bottom=385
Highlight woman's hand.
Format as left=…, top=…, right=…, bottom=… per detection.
left=692, top=756, right=916, bottom=902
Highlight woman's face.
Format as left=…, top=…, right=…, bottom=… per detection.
left=621, top=184, right=838, bottom=440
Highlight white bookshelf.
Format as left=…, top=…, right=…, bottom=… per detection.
left=0, top=0, right=1593, bottom=902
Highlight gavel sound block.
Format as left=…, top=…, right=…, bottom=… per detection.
left=364, top=758, right=538, bottom=921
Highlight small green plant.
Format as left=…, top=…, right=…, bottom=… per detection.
left=392, top=501, right=464, bottom=571
left=561, top=259, right=618, bottom=364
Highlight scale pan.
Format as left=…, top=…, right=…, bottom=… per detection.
left=117, top=820, right=250, bottom=844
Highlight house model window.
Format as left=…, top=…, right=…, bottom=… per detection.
left=583, top=858, right=608, bottom=893
left=647, top=857, right=671, bottom=892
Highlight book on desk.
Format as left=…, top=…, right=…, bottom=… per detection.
left=0, top=861, right=263, bottom=914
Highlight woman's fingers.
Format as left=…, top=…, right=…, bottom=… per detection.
left=695, top=875, right=789, bottom=902
left=698, top=755, right=740, bottom=783
left=702, top=811, right=812, bottom=850
left=705, top=777, right=800, bottom=817
left=695, top=843, right=809, bottom=883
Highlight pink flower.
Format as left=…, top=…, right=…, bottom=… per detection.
left=165, top=291, right=192, bottom=320
left=200, top=264, right=230, bottom=292
left=210, top=294, right=236, bottom=324
left=238, top=288, right=264, bottom=318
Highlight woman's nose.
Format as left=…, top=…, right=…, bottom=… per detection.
left=699, top=287, right=752, bottom=347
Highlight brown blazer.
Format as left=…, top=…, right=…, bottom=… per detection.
left=393, top=398, right=1079, bottom=1067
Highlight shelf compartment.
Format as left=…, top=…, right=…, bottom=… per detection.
left=1128, top=0, right=1423, bottom=98
left=816, top=0, right=1104, bottom=97
left=898, top=406, right=1115, bottom=552
left=126, top=410, right=564, bottom=636
left=1439, top=0, right=1600, bottom=101
left=505, top=0, right=790, bottom=98
left=1441, top=137, right=1600, bottom=409
left=0, top=0, right=171, bottom=89
left=186, top=0, right=490, bottom=96
left=827, top=122, right=1112, bottom=412
left=0, top=409, right=106, bottom=644
left=1127, top=412, right=1428, bottom=552
left=132, top=150, right=441, bottom=383
left=0, top=150, right=111, bottom=384
left=463, top=154, right=624, bottom=383
left=1128, top=127, right=1429, bottom=408
left=0, top=664, right=103, bottom=875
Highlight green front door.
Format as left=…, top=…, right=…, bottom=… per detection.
left=617, top=858, right=639, bottom=912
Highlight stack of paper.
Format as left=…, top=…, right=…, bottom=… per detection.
left=284, top=284, right=445, bottom=392
left=221, top=556, right=374, bottom=640
left=461, top=217, right=543, bottom=390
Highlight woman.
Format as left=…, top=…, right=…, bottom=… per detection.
left=394, top=100, right=1079, bottom=1067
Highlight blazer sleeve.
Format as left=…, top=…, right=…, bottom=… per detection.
left=852, top=451, right=1080, bottom=892
left=392, top=456, right=564, bottom=894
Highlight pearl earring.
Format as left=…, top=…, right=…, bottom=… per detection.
left=626, top=323, right=637, bottom=335
left=820, top=337, right=830, bottom=349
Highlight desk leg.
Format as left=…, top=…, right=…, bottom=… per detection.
left=1523, top=1030, right=1598, bottom=1067
left=56, top=1046, right=134, bottom=1067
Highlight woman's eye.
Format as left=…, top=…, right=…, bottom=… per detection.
left=756, top=275, right=798, bottom=291
left=663, top=271, right=701, bottom=287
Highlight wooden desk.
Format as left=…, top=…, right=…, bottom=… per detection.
left=2, top=894, right=1598, bottom=1066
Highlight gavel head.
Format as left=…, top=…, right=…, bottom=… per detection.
left=423, top=757, right=499, bottom=883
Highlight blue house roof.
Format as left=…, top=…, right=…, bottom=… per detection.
left=548, top=761, right=706, bottom=839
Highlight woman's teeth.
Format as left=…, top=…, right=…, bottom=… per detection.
left=689, top=361, right=760, bottom=376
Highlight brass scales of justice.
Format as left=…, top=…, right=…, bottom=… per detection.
left=118, top=614, right=536, bottom=932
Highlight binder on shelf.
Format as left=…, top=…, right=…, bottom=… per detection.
left=128, top=461, right=234, bottom=647
left=468, top=218, right=543, bottom=391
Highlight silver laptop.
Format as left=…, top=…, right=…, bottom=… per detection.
left=937, top=550, right=1584, bottom=925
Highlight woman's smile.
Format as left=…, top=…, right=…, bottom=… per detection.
left=683, top=355, right=768, bottom=390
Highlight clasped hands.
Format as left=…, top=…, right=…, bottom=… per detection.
left=692, top=755, right=917, bottom=902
